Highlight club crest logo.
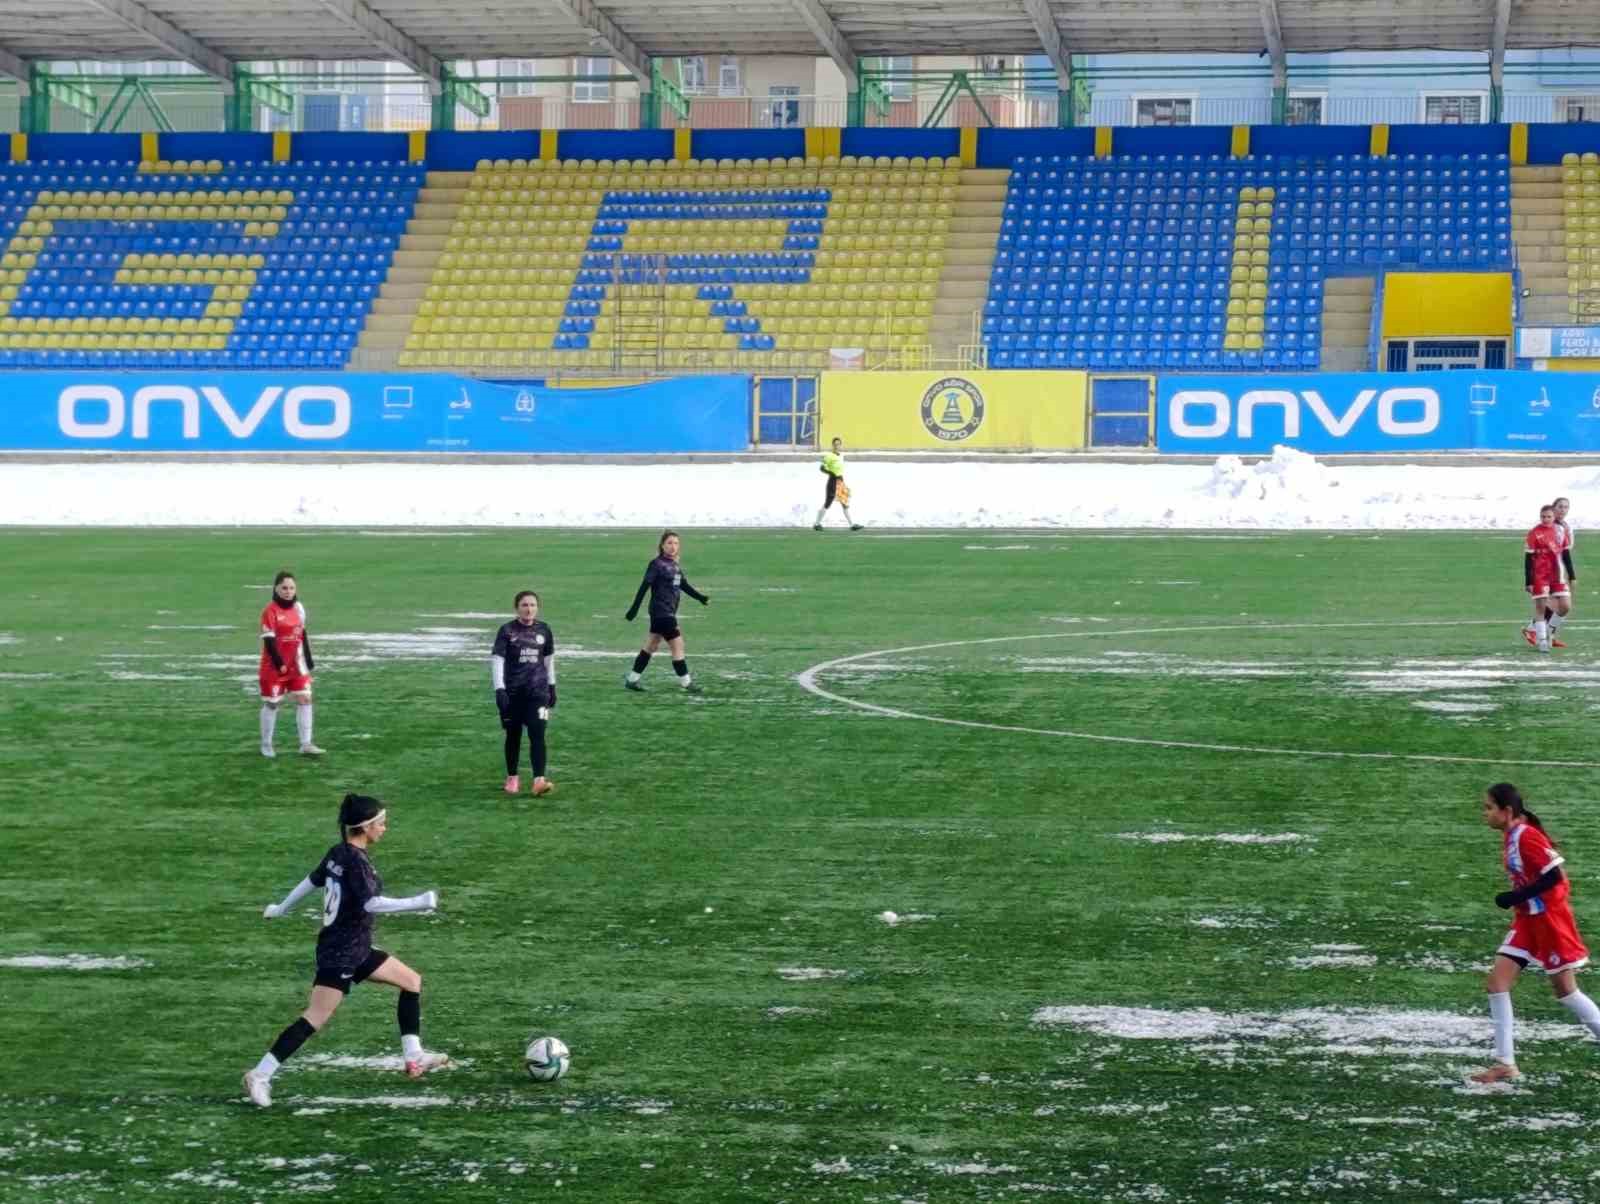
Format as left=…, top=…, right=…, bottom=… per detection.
left=920, top=377, right=986, bottom=442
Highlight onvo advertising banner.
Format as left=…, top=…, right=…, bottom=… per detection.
left=1156, top=372, right=1600, bottom=454
left=0, top=373, right=752, bottom=453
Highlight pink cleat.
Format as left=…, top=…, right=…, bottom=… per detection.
left=531, top=777, right=555, bottom=797
left=1523, top=627, right=1538, bottom=647
left=405, top=1051, right=450, bottom=1078
left=504, top=775, right=520, bottom=794
left=1469, top=1062, right=1521, bottom=1085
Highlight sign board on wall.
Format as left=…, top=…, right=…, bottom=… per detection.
left=1516, top=327, right=1600, bottom=360
left=1156, top=372, right=1600, bottom=454
left=820, top=371, right=1087, bottom=450
left=0, top=373, right=752, bottom=453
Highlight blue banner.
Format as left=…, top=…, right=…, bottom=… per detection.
left=1156, top=371, right=1600, bottom=454
left=1516, top=326, right=1600, bottom=360
left=0, top=373, right=752, bottom=453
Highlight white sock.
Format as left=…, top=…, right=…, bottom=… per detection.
left=401, top=1033, right=423, bottom=1060
left=814, top=507, right=826, bottom=525
left=260, top=704, right=278, bottom=749
left=1535, top=619, right=1549, bottom=643
left=841, top=506, right=854, bottom=524
left=1550, top=612, right=1567, bottom=633
left=253, top=1052, right=280, bottom=1079
left=1488, top=991, right=1516, bottom=1064
left=626, top=670, right=642, bottom=684
left=296, top=704, right=314, bottom=746
left=1560, top=988, right=1600, bottom=1039
left=680, top=673, right=693, bottom=688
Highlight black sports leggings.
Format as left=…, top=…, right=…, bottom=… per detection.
left=504, top=714, right=547, bottom=777
left=823, top=474, right=840, bottom=507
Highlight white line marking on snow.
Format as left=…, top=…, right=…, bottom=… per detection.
left=795, top=621, right=1600, bottom=768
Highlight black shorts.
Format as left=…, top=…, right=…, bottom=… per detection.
left=313, top=948, right=389, bottom=995
left=506, top=688, right=550, bottom=724
left=824, top=474, right=840, bottom=506
left=648, top=615, right=681, bottom=640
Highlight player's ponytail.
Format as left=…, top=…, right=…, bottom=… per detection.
left=1487, top=781, right=1553, bottom=840
left=338, top=792, right=385, bottom=839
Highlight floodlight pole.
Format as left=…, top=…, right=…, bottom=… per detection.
left=1490, top=0, right=1511, bottom=121
left=1258, top=0, right=1288, bottom=123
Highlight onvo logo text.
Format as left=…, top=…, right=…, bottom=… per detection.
left=1169, top=388, right=1440, bottom=440
left=57, top=385, right=351, bottom=440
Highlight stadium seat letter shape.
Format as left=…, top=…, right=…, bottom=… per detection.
left=405, top=155, right=959, bottom=372
left=982, top=150, right=1511, bottom=372
left=0, top=157, right=422, bottom=369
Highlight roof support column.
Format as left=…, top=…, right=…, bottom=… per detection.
left=1258, top=0, right=1287, bottom=122
left=1490, top=0, right=1512, bottom=121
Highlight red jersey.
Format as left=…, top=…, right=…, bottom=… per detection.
left=1503, top=822, right=1568, bottom=917
left=1526, top=523, right=1567, bottom=585
left=260, top=598, right=309, bottom=674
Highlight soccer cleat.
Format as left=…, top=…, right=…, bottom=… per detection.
left=504, top=775, right=520, bottom=795
left=261, top=744, right=276, bottom=759
left=850, top=524, right=864, bottom=531
left=299, top=743, right=325, bottom=757
left=404, top=1051, right=450, bottom=1079
left=1552, top=637, right=1567, bottom=649
left=1539, top=639, right=1552, bottom=653
left=242, top=1070, right=273, bottom=1108
left=812, top=523, right=823, bottom=531
left=624, top=677, right=646, bottom=692
left=531, top=777, right=554, bottom=797
left=1469, top=1062, right=1521, bottom=1085
left=1523, top=627, right=1538, bottom=647
left=683, top=682, right=704, bottom=695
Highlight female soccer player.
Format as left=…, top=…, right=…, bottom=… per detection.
left=242, top=793, right=444, bottom=1108
left=491, top=590, right=556, bottom=797
left=1523, top=504, right=1571, bottom=653
left=258, top=570, right=322, bottom=758
left=1470, top=783, right=1600, bottom=1084
left=624, top=530, right=709, bottom=693
left=814, top=436, right=863, bottom=531
left=1526, top=498, right=1578, bottom=649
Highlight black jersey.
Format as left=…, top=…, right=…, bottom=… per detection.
left=492, top=619, right=555, bottom=697
left=629, top=555, right=706, bottom=619
left=308, top=842, right=381, bottom=973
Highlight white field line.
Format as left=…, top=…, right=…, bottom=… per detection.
left=794, top=620, right=1600, bottom=769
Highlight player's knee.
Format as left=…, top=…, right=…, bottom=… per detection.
left=409, top=970, right=423, bottom=994
left=262, top=698, right=280, bottom=710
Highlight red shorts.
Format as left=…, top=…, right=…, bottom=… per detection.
left=259, top=664, right=313, bottom=700
left=1531, top=573, right=1571, bottom=600
left=1500, top=904, right=1590, bottom=973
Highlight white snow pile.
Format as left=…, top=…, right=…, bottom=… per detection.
left=878, top=910, right=937, bottom=926
left=1116, top=832, right=1311, bottom=845
left=1030, top=1005, right=1581, bottom=1056
left=0, top=954, right=149, bottom=971
left=776, top=967, right=847, bottom=981
left=8, top=452, right=1600, bottom=528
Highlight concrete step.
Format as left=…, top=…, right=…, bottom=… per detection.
left=1319, top=346, right=1370, bottom=371
left=957, top=185, right=1008, bottom=205
left=941, top=265, right=992, bottom=283
left=399, top=234, right=447, bottom=253
left=950, top=216, right=1002, bottom=235
left=1323, top=277, right=1375, bottom=297
left=392, top=248, right=444, bottom=269
left=959, top=168, right=1010, bottom=186
left=427, top=171, right=475, bottom=187
left=1524, top=299, right=1575, bottom=322
left=1511, top=213, right=1563, bottom=231
left=947, top=231, right=999, bottom=251
left=357, top=330, right=408, bottom=351
left=1511, top=182, right=1564, bottom=199
left=378, top=282, right=427, bottom=301
left=1512, top=166, right=1563, bottom=183
left=1511, top=197, right=1563, bottom=216
left=408, top=219, right=455, bottom=236
left=945, top=247, right=995, bottom=268
left=954, top=201, right=1003, bottom=218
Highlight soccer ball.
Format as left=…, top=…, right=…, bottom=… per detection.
left=524, top=1036, right=570, bottom=1082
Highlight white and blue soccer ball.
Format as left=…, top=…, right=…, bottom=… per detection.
left=524, top=1035, right=571, bottom=1082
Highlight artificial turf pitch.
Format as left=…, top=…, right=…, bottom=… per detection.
left=2, top=527, right=1598, bottom=1203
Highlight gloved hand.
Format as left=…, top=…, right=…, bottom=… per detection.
left=263, top=902, right=285, bottom=919
left=625, top=609, right=638, bottom=622
left=1495, top=891, right=1518, bottom=910
left=546, top=686, right=557, bottom=711
left=701, top=595, right=711, bottom=606
left=495, top=688, right=510, bottom=727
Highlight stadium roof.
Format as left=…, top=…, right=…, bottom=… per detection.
left=0, top=0, right=1594, bottom=92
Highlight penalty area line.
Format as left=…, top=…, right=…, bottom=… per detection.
left=793, top=620, right=1600, bottom=769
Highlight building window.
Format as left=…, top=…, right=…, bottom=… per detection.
left=679, top=56, right=707, bottom=94
left=1286, top=94, right=1324, bottom=126
left=718, top=57, right=742, bottom=97
left=1422, top=93, right=1484, bottom=124
left=573, top=56, right=610, bottom=103
left=1134, top=97, right=1193, bottom=127
left=500, top=60, right=538, bottom=97
left=768, top=86, right=801, bottom=128
left=881, top=56, right=913, bottom=100
left=1559, top=96, right=1600, bottom=123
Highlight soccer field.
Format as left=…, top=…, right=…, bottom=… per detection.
left=3, top=527, right=1599, bottom=1203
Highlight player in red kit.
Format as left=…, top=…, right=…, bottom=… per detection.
left=1470, top=783, right=1600, bottom=1084
left=259, top=570, right=322, bottom=758
left=1522, top=504, right=1570, bottom=653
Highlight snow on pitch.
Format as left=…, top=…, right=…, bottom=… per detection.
left=0, top=954, right=150, bottom=971
left=10, top=446, right=1600, bottom=528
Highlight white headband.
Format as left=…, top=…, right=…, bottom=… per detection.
left=347, top=808, right=387, bottom=830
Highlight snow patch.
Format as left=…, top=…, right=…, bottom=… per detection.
left=765, top=1006, right=821, bottom=1019
left=776, top=967, right=847, bottom=981
left=1117, top=831, right=1311, bottom=845
left=292, top=1053, right=464, bottom=1073
left=878, top=910, right=937, bottom=926
left=1284, top=954, right=1377, bottom=969
left=932, top=1161, right=1019, bottom=1176
left=812, top=1158, right=855, bottom=1175
left=290, top=1094, right=454, bottom=1108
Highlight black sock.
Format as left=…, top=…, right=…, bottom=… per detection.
left=530, top=719, right=547, bottom=776
left=504, top=723, right=522, bottom=776
left=631, top=651, right=652, bottom=674
left=269, top=1017, right=317, bottom=1065
left=398, top=990, right=421, bottom=1038
left=672, top=658, right=689, bottom=677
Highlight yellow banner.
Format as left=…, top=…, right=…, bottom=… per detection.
left=1381, top=272, right=1512, bottom=339
left=820, top=371, right=1087, bottom=450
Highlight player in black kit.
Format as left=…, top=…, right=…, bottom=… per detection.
left=242, top=793, right=444, bottom=1108
left=491, top=589, right=557, bottom=797
left=624, top=529, right=709, bottom=693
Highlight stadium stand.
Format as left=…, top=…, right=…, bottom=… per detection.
left=982, top=151, right=1513, bottom=371
left=0, top=157, right=422, bottom=369
left=392, top=155, right=957, bottom=373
